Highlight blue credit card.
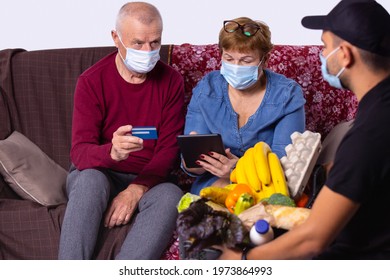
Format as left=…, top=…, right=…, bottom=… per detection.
left=132, top=126, right=158, bottom=140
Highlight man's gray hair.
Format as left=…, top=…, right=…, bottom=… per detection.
left=115, top=2, right=163, bottom=33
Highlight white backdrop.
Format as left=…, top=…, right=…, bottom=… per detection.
left=1, top=0, right=389, bottom=50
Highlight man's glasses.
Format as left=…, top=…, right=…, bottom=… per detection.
left=223, top=20, right=261, bottom=37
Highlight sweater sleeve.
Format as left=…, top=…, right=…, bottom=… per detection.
left=130, top=72, right=185, bottom=188
left=70, top=75, right=115, bottom=169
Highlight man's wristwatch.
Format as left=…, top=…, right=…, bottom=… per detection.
left=241, top=247, right=252, bottom=260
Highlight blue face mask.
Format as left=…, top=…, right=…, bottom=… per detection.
left=118, top=35, right=160, bottom=74
left=220, top=60, right=262, bottom=90
left=320, top=47, right=345, bottom=89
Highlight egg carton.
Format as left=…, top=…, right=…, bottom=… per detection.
left=280, top=131, right=322, bottom=199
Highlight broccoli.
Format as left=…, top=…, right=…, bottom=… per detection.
left=262, top=193, right=296, bottom=207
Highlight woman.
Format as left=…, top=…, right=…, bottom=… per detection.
left=183, top=17, right=306, bottom=195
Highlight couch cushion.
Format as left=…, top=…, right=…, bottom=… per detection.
left=0, top=91, right=11, bottom=140
left=0, top=48, right=25, bottom=141
left=0, top=199, right=66, bottom=259
left=0, top=131, right=67, bottom=206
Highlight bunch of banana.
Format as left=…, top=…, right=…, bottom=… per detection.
left=230, top=141, right=289, bottom=202
left=268, top=152, right=289, bottom=196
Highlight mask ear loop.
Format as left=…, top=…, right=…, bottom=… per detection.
left=326, top=46, right=345, bottom=78
left=325, top=46, right=341, bottom=60
left=336, top=67, right=346, bottom=78
left=115, top=32, right=129, bottom=64
left=116, top=33, right=127, bottom=49
left=257, top=56, right=266, bottom=79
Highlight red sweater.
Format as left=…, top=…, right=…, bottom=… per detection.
left=70, top=52, right=185, bottom=188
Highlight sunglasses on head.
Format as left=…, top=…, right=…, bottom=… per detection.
left=223, top=20, right=261, bottom=37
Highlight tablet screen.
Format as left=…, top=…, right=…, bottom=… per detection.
left=177, top=134, right=226, bottom=168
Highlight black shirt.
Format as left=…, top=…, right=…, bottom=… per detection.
left=318, top=76, right=390, bottom=259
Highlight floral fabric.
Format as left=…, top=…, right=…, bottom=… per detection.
left=160, top=231, right=180, bottom=260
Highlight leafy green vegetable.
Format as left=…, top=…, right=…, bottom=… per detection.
left=177, top=193, right=201, bottom=213
left=262, top=193, right=296, bottom=207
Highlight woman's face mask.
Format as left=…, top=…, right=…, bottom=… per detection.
left=220, top=59, right=262, bottom=90
left=117, top=35, right=160, bottom=74
left=320, top=46, right=345, bottom=89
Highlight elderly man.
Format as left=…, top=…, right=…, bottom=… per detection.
left=58, top=2, right=184, bottom=259
left=218, top=0, right=390, bottom=260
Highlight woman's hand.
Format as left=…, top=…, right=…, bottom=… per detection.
left=182, top=158, right=206, bottom=175
left=181, top=131, right=238, bottom=179
left=197, top=148, right=238, bottom=179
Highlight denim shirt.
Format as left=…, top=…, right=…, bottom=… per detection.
left=184, top=69, right=306, bottom=194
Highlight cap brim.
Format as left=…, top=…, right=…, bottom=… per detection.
left=301, top=15, right=328, bottom=30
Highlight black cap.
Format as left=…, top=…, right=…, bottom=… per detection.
left=302, top=0, right=390, bottom=57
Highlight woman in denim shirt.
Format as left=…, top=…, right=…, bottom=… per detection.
left=183, top=17, right=306, bottom=195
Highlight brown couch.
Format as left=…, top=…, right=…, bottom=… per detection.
left=0, top=44, right=357, bottom=260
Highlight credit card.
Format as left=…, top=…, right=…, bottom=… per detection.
left=132, top=126, right=158, bottom=140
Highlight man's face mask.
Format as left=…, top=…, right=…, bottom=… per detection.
left=320, top=46, right=345, bottom=89
left=117, top=35, right=160, bottom=74
left=220, top=59, right=262, bottom=90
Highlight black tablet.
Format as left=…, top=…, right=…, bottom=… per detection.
left=177, top=133, right=226, bottom=168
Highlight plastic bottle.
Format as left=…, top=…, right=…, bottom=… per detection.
left=249, top=219, right=274, bottom=246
